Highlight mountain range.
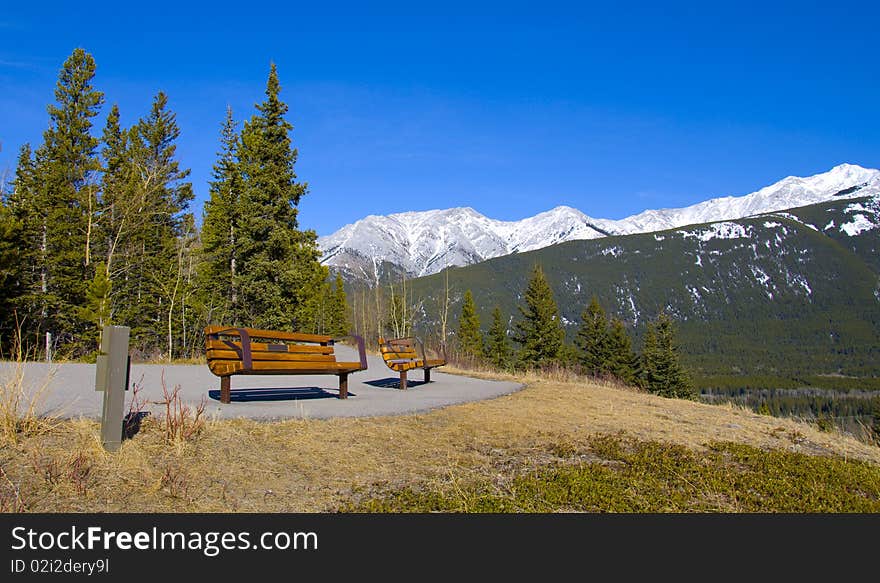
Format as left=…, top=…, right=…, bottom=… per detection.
left=317, top=163, right=880, bottom=282
left=404, top=190, right=880, bottom=380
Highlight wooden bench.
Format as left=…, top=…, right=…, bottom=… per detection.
left=205, top=326, right=368, bottom=403
left=378, top=336, right=447, bottom=390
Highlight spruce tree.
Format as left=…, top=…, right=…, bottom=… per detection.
left=115, top=92, right=193, bottom=355
left=484, top=306, right=512, bottom=370
left=513, top=265, right=564, bottom=368
left=5, top=144, right=43, bottom=341
left=236, top=63, right=326, bottom=330
left=326, top=273, right=350, bottom=337
left=606, top=317, right=637, bottom=384
left=79, top=261, right=111, bottom=350
left=37, top=48, right=105, bottom=349
left=0, top=202, right=22, bottom=345
left=576, top=295, right=610, bottom=375
left=456, top=289, right=483, bottom=359
left=641, top=314, right=694, bottom=399
left=199, top=106, right=242, bottom=324
left=99, top=104, right=131, bottom=279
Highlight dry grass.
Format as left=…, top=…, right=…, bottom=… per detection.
left=0, top=338, right=61, bottom=443
left=1, top=374, right=877, bottom=513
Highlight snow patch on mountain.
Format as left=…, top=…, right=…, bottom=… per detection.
left=679, top=222, right=751, bottom=242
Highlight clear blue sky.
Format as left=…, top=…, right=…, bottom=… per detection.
left=1, top=1, right=878, bottom=237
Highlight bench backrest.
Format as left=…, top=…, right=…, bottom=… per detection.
left=205, top=326, right=337, bottom=375
left=378, top=337, right=421, bottom=363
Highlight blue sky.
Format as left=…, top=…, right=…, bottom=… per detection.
left=1, top=1, right=878, bottom=237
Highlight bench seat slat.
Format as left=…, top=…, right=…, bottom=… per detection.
left=209, top=361, right=365, bottom=376
left=207, top=349, right=337, bottom=363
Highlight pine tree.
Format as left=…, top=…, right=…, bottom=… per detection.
left=576, top=295, right=610, bottom=375
left=484, top=306, right=512, bottom=370
left=606, top=317, right=637, bottom=384
left=5, top=144, right=42, bottom=341
left=199, top=106, right=242, bottom=324
left=99, top=104, right=131, bottom=280
left=456, top=289, right=483, bottom=359
left=0, top=201, right=22, bottom=345
left=641, top=314, right=694, bottom=399
left=513, top=265, right=564, bottom=368
left=326, top=273, right=350, bottom=337
left=236, top=63, right=326, bottom=330
left=36, top=48, right=105, bottom=350
left=116, top=92, right=193, bottom=356
left=79, top=261, right=111, bottom=350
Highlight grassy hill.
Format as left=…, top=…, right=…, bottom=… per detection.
left=2, top=370, right=879, bottom=512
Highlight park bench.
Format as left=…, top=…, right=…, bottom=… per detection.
left=378, top=336, right=447, bottom=390
left=204, top=326, right=367, bottom=403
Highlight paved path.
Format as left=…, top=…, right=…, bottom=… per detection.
left=0, top=346, right=522, bottom=420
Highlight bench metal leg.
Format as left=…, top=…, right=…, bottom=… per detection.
left=400, top=369, right=407, bottom=390
left=424, top=368, right=431, bottom=383
left=338, top=373, right=348, bottom=399
left=220, top=376, right=231, bottom=404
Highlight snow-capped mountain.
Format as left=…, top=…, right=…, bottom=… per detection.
left=318, top=163, right=880, bottom=281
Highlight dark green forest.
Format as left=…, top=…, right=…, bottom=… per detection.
left=0, top=49, right=348, bottom=360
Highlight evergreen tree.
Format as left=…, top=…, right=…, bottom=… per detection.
left=641, top=314, right=695, bottom=399
left=484, top=306, right=512, bottom=369
left=99, top=103, right=132, bottom=281
left=513, top=265, right=564, bottom=368
left=576, top=295, right=610, bottom=375
left=326, top=273, right=350, bottom=337
left=5, top=144, right=42, bottom=342
left=606, top=317, right=637, bottom=384
left=79, top=261, right=111, bottom=350
left=236, top=63, right=326, bottom=330
left=35, top=48, right=105, bottom=350
left=0, top=202, right=22, bottom=345
left=199, top=106, right=242, bottom=324
left=115, top=92, right=193, bottom=355
left=456, top=289, right=483, bottom=359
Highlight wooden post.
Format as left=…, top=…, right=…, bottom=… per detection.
left=400, top=369, right=408, bottom=390
left=95, top=325, right=130, bottom=452
left=424, top=368, right=431, bottom=383
left=220, top=376, right=231, bottom=404
left=338, top=373, right=348, bottom=399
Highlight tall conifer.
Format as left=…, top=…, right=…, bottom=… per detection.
left=456, top=289, right=483, bottom=359
left=606, top=317, right=637, bottom=384
left=513, top=265, right=564, bottom=368
left=641, top=314, right=694, bottom=398
left=236, top=63, right=326, bottom=330
left=38, top=48, right=105, bottom=348
left=576, top=295, right=610, bottom=375
left=484, top=306, right=512, bottom=369
left=200, top=106, right=242, bottom=323
left=326, top=274, right=350, bottom=336
left=116, top=92, right=193, bottom=354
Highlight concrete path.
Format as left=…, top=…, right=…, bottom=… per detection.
left=0, top=345, right=522, bottom=421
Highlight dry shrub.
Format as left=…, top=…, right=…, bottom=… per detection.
left=152, top=372, right=206, bottom=447
left=0, top=327, right=60, bottom=443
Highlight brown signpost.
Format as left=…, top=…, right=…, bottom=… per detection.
left=95, top=325, right=130, bottom=452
